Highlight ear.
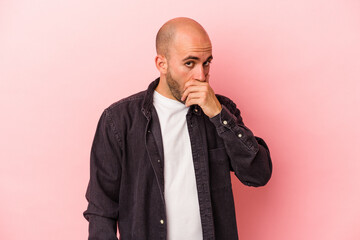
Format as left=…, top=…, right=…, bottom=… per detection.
left=155, top=55, right=168, bottom=74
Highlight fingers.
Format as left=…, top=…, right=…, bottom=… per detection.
left=182, top=77, right=221, bottom=117
left=181, top=85, right=207, bottom=102
left=184, top=79, right=207, bottom=89
left=184, top=92, right=205, bottom=107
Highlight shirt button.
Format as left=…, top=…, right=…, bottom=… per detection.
left=157, top=159, right=161, bottom=163
left=223, top=120, right=228, bottom=125
left=160, top=219, right=164, bottom=224
left=194, top=108, right=198, bottom=113
left=238, top=133, right=242, bottom=138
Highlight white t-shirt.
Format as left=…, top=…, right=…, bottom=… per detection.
left=153, top=90, right=203, bottom=240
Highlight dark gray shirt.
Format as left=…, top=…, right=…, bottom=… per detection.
left=83, top=78, right=272, bottom=240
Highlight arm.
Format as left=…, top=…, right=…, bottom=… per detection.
left=209, top=96, right=272, bottom=187
left=83, top=109, right=121, bottom=239
left=181, top=79, right=272, bottom=187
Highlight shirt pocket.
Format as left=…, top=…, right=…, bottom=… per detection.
left=208, top=147, right=232, bottom=190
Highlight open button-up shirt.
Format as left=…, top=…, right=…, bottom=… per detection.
left=83, top=78, right=272, bottom=240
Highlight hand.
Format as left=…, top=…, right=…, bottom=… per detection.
left=181, top=77, right=222, bottom=118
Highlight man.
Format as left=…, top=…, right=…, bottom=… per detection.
left=83, top=17, right=272, bottom=240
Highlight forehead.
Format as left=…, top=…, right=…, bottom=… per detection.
left=170, top=31, right=212, bottom=59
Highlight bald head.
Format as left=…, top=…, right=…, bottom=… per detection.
left=156, top=17, right=210, bottom=58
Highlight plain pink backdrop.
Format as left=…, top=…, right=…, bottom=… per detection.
left=1, top=0, right=359, bottom=239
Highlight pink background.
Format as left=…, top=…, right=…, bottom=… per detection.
left=1, top=0, right=359, bottom=239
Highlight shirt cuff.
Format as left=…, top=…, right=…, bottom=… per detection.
left=209, top=104, right=258, bottom=153
left=209, top=104, right=238, bottom=133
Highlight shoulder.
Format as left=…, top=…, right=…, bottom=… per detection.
left=98, top=90, right=147, bottom=135
left=106, top=90, right=146, bottom=112
left=215, top=93, right=232, bottom=104
left=215, top=93, right=239, bottom=114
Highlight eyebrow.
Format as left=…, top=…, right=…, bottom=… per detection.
left=182, top=55, right=213, bottom=62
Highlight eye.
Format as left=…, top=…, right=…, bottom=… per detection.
left=185, top=61, right=194, bottom=67
left=203, top=60, right=212, bottom=67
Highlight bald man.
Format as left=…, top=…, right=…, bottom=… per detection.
left=83, top=17, right=272, bottom=240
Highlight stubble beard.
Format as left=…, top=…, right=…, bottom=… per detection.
left=166, top=71, right=185, bottom=104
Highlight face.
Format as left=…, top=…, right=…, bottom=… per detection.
left=165, top=70, right=183, bottom=103
left=165, top=31, right=213, bottom=103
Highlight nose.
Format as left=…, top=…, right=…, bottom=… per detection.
left=194, top=65, right=206, bottom=82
